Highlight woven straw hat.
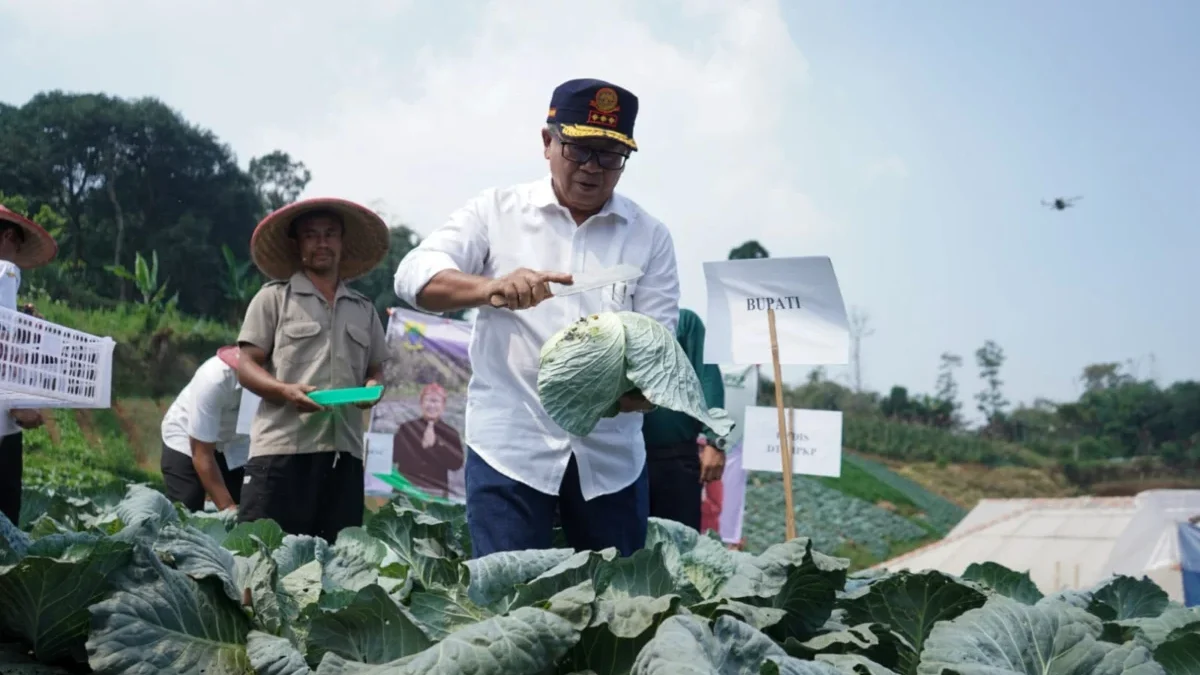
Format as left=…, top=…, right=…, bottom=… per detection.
left=0, top=205, right=58, bottom=269
left=216, top=345, right=240, bottom=370
left=249, top=198, right=389, bottom=281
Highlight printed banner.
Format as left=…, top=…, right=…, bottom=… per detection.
left=742, top=406, right=843, bottom=477
left=712, top=365, right=757, bottom=545
left=367, top=308, right=473, bottom=501
left=702, top=257, right=850, bottom=366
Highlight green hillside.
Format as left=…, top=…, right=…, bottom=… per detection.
left=3, top=90, right=1199, bottom=574
left=16, top=293, right=1198, bottom=573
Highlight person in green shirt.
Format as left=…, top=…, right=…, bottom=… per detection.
left=641, top=308, right=728, bottom=532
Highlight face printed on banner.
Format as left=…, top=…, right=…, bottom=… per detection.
left=421, top=390, right=446, bottom=420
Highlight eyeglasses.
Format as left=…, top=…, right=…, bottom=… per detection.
left=550, top=128, right=629, bottom=170
left=559, top=142, right=629, bottom=170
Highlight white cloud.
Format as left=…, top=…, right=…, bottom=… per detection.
left=1, top=0, right=825, bottom=318
left=864, top=155, right=910, bottom=182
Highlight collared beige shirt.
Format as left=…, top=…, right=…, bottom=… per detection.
left=238, top=271, right=388, bottom=460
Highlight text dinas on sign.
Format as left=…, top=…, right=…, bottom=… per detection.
left=746, top=296, right=803, bottom=311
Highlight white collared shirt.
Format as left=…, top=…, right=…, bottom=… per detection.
left=160, top=355, right=250, bottom=469
left=394, top=176, right=680, bottom=500
left=0, top=261, right=20, bottom=436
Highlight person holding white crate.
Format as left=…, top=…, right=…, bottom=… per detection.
left=0, top=205, right=58, bottom=526
left=159, top=345, right=250, bottom=512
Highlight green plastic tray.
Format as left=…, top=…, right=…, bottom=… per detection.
left=308, top=385, right=384, bottom=406
left=372, top=471, right=453, bottom=503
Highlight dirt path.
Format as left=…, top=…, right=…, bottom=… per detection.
left=113, top=399, right=152, bottom=470
left=73, top=410, right=101, bottom=447
left=40, top=409, right=61, bottom=444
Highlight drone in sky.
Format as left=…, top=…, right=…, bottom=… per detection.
left=1042, top=195, right=1082, bottom=211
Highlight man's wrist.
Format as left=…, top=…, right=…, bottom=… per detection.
left=474, top=277, right=497, bottom=307
left=697, top=432, right=727, bottom=452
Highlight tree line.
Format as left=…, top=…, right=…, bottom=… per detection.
left=0, top=90, right=420, bottom=320
left=4, top=90, right=1194, bottom=468
left=728, top=242, right=1200, bottom=469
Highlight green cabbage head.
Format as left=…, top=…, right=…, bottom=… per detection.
left=537, top=311, right=735, bottom=438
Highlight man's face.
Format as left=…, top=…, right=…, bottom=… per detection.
left=543, top=127, right=629, bottom=214
left=293, top=215, right=343, bottom=274
left=0, top=227, right=23, bottom=259
left=421, top=392, right=446, bottom=419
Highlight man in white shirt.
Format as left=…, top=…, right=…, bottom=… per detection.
left=394, top=78, right=680, bottom=558
left=159, top=345, right=250, bottom=512
left=0, top=205, right=58, bottom=526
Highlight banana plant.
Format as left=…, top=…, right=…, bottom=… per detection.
left=105, top=250, right=178, bottom=310
left=219, top=244, right=260, bottom=316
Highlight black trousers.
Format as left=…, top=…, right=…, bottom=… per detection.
left=237, top=452, right=364, bottom=543
left=0, top=431, right=23, bottom=527
left=646, top=443, right=702, bottom=532
left=160, top=443, right=244, bottom=512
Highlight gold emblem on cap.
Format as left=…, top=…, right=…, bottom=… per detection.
left=592, top=87, right=619, bottom=113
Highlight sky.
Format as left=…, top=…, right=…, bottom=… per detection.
left=1, top=0, right=1197, bottom=422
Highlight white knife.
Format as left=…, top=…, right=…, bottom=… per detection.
left=488, top=264, right=643, bottom=307
left=548, top=263, right=643, bottom=297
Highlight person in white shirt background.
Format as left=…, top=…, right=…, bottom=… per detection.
left=159, top=345, right=250, bottom=512
left=0, top=205, right=58, bottom=526
left=394, top=78, right=680, bottom=558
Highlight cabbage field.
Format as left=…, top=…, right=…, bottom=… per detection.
left=3, top=483, right=1200, bottom=675
left=741, top=474, right=930, bottom=558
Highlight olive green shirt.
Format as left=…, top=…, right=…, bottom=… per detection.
left=237, top=271, right=388, bottom=460
left=642, top=309, right=725, bottom=451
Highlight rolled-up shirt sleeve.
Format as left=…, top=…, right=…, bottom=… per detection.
left=632, top=221, right=681, bottom=334
left=394, top=191, right=492, bottom=313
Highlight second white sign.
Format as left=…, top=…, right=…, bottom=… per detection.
left=741, top=406, right=843, bottom=478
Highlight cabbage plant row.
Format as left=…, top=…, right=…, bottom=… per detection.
left=2, top=483, right=1199, bottom=675
left=742, top=475, right=929, bottom=557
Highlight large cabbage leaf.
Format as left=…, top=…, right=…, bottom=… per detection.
left=0, top=533, right=133, bottom=663
left=916, top=596, right=1165, bottom=675
left=538, top=311, right=735, bottom=438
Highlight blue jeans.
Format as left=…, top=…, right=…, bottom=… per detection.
left=464, top=449, right=649, bottom=559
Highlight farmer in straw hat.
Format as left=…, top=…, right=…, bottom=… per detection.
left=394, top=78, right=681, bottom=558
left=159, top=345, right=250, bottom=513
left=0, top=205, right=58, bottom=526
left=235, top=198, right=390, bottom=540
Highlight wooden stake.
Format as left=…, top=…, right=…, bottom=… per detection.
left=768, top=308, right=798, bottom=541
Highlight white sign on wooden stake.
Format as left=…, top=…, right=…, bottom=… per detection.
left=702, top=257, right=850, bottom=366
left=741, top=406, right=843, bottom=477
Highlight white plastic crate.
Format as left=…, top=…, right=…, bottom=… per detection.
left=0, top=306, right=115, bottom=410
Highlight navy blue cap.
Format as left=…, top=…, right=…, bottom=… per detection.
left=546, top=78, right=639, bottom=151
